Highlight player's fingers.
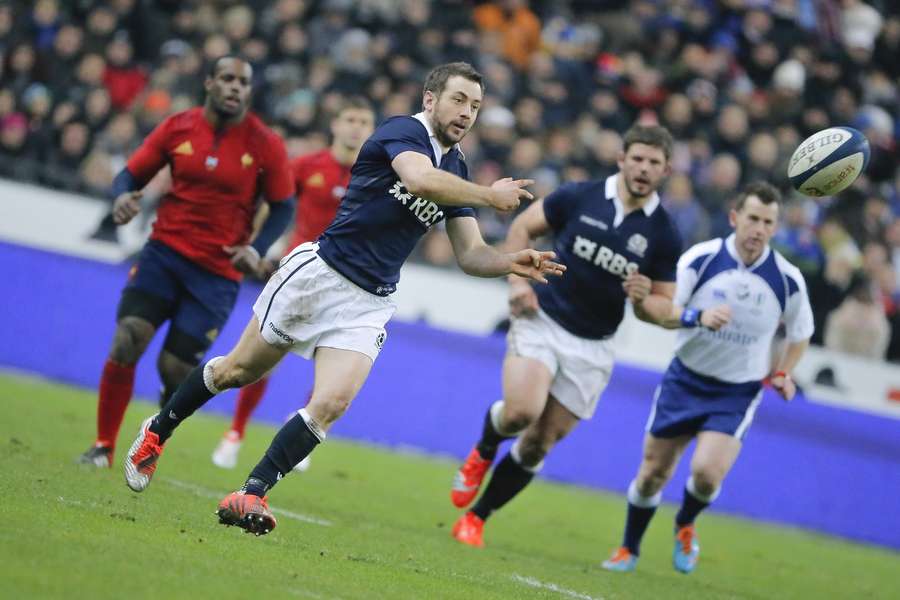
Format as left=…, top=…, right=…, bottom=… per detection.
left=518, top=189, right=534, bottom=201
left=513, top=179, right=534, bottom=188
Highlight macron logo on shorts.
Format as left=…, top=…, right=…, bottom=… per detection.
left=268, top=322, right=294, bottom=344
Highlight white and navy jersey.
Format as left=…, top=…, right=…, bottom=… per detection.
left=674, top=235, right=815, bottom=383
left=317, top=113, right=475, bottom=296
left=536, top=174, right=682, bottom=339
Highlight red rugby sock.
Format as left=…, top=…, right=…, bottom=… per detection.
left=96, top=360, right=136, bottom=448
left=231, top=377, right=270, bottom=438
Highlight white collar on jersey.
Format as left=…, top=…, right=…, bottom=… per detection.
left=413, top=112, right=464, bottom=164
left=725, top=233, right=771, bottom=270
left=604, top=174, right=660, bottom=227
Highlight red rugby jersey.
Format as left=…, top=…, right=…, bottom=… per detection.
left=127, top=107, right=293, bottom=281
left=287, top=149, right=352, bottom=250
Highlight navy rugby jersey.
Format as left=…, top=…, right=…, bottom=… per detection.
left=316, top=113, right=476, bottom=295
left=535, top=174, right=682, bottom=339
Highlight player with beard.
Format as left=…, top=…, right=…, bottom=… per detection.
left=122, top=62, right=566, bottom=536
left=450, top=125, right=692, bottom=548
left=211, top=97, right=376, bottom=470
left=77, top=56, right=294, bottom=468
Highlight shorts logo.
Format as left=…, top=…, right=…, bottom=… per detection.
left=626, top=234, right=647, bottom=257
left=375, top=331, right=386, bottom=350
left=205, top=155, right=219, bottom=170
left=268, top=321, right=294, bottom=344
left=205, top=328, right=219, bottom=342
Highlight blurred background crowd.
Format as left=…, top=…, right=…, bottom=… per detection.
left=1, top=0, right=899, bottom=361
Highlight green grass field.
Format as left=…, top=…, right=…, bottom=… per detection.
left=1, top=371, right=897, bottom=600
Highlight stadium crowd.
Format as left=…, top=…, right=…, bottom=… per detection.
left=1, top=0, right=899, bottom=360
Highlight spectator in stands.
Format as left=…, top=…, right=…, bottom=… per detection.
left=663, top=173, right=709, bottom=248
left=473, top=0, right=541, bottom=70
left=0, top=0, right=897, bottom=361
left=825, top=272, right=890, bottom=359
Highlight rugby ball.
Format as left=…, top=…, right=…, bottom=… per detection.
left=787, top=127, right=870, bottom=197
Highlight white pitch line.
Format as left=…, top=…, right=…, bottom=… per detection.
left=161, top=477, right=332, bottom=526
left=511, top=574, right=604, bottom=600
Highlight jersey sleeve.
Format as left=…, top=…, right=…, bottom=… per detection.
left=645, top=221, right=682, bottom=283
left=542, top=184, right=577, bottom=231
left=374, top=117, right=434, bottom=162
left=261, top=133, right=294, bottom=202
left=126, top=117, right=173, bottom=184
left=782, top=268, right=815, bottom=342
left=673, top=239, right=720, bottom=307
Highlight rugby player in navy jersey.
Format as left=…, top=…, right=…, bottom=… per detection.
left=451, top=125, right=695, bottom=548
left=121, top=62, right=565, bottom=536
left=601, top=182, right=812, bottom=574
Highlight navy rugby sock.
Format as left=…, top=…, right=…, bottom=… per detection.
left=675, top=480, right=714, bottom=528
left=471, top=452, right=534, bottom=521
left=150, top=359, right=219, bottom=443
left=475, top=402, right=511, bottom=460
left=243, top=410, right=323, bottom=496
left=623, top=505, right=657, bottom=556
left=622, top=480, right=661, bottom=556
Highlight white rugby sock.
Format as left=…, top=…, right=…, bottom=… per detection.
left=510, top=438, right=544, bottom=473
left=686, top=476, right=720, bottom=503
left=627, top=479, right=662, bottom=508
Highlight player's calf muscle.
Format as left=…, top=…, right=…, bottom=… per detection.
left=211, top=357, right=260, bottom=390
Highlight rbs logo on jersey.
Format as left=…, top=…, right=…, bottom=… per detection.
left=573, top=235, right=638, bottom=278
left=389, top=181, right=444, bottom=227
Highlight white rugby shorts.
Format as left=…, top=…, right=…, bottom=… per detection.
left=253, top=243, right=396, bottom=362
left=507, top=308, right=614, bottom=419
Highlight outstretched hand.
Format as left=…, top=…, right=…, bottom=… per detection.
left=508, top=249, right=565, bottom=284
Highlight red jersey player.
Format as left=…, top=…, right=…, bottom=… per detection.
left=78, top=56, right=295, bottom=468
left=211, top=97, right=375, bottom=470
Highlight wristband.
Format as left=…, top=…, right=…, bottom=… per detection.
left=773, top=371, right=790, bottom=379
left=680, top=308, right=702, bottom=328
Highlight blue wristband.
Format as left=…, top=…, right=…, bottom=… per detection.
left=680, top=308, right=701, bottom=328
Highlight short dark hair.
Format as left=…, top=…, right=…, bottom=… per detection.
left=622, top=125, right=674, bottom=160
left=735, top=181, right=782, bottom=211
left=207, top=55, right=250, bottom=78
left=423, top=62, right=484, bottom=98
left=335, top=95, right=374, bottom=116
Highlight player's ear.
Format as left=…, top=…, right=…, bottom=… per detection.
left=616, top=150, right=625, bottom=170
left=423, top=90, right=436, bottom=112
left=729, top=208, right=738, bottom=228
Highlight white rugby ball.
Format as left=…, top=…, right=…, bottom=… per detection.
left=787, top=127, right=870, bottom=197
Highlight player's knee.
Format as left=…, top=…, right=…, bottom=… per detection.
left=691, top=466, right=724, bottom=496
left=157, top=353, right=193, bottom=388
left=307, top=391, right=353, bottom=426
left=109, top=319, right=154, bottom=364
left=501, top=405, right=540, bottom=433
left=512, top=435, right=546, bottom=469
left=637, top=463, right=671, bottom=496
